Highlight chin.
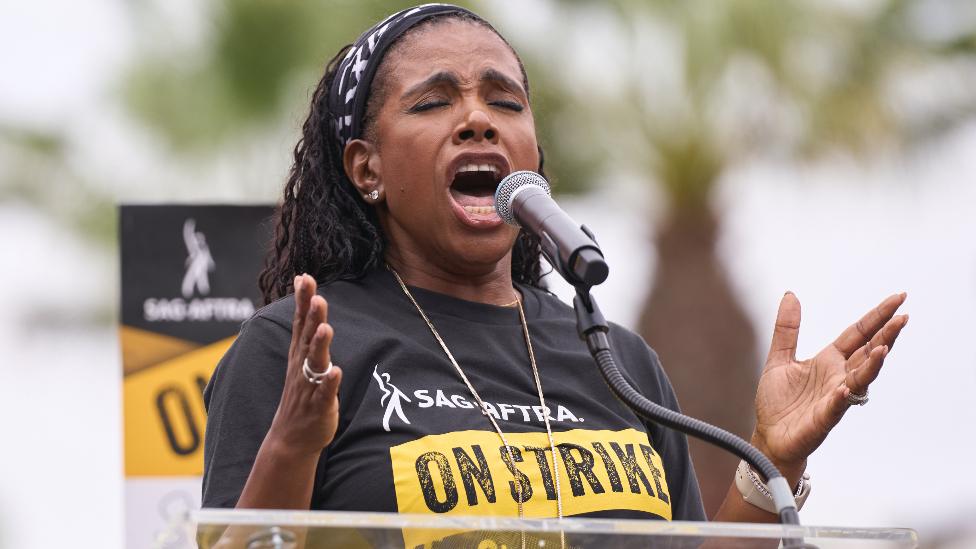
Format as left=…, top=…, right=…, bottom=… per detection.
left=446, top=233, right=517, bottom=272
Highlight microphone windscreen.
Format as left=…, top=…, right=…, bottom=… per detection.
left=494, top=170, right=551, bottom=226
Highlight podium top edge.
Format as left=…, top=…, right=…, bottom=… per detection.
left=193, top=509, right=918, bottom=542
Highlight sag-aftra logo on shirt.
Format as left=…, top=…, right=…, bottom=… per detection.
left=371, top=365, right=587, bottom=433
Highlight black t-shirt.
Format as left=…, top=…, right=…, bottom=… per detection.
left=203, top=269, right=705, bottom=540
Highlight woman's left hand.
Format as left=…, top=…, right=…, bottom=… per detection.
left=750, top=292, right=908, bottom=480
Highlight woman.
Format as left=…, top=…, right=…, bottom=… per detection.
left=203, top=2, right=907, bottom=534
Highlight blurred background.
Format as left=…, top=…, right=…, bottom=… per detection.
left=1, top=0, right=975, bottom=547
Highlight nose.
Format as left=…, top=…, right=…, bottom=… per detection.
left=453, top=109, right=498, bottom=144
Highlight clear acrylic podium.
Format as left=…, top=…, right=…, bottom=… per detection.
left=180, top=509, right=918, bottom=548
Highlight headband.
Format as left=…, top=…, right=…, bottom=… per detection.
left=327, top=3, right=482, bottom=153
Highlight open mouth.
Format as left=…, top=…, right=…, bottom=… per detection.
left=449, top=163, right=504, bottom=216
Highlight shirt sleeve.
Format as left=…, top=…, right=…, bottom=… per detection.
left=201, top=314, right=291, bottom=508
left=610, top=327, right=708, bottom=522
left=645, top=349, right=707, bottom=521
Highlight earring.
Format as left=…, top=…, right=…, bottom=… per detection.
left=363, top=189, right=379, bottom=201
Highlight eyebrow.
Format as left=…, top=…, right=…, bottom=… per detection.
left=480, top=68, right=526, bottom=97
left=401, top=71, right=461, bottom=100
left=400, top=68, right=526, bottom=101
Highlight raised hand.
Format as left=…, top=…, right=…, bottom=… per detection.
left=750, top=292, right=908, bottom=478
left=266, top=273, right=343, bottom=458
left=236, top=274, right=344, bottom=510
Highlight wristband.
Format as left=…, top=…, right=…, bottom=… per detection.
left=735, top=459, right=811, bottom=514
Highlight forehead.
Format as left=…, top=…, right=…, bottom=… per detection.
left=386, top=19, right=524, bottom=91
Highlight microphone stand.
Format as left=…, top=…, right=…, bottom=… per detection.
left=569, top=280, right=815, bottom=548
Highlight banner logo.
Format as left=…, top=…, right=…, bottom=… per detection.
left=181, top=218, right=215, bottom=298
left=373, top=365, right=412, bottom=432
left=141, top=218, right=255, bottom=323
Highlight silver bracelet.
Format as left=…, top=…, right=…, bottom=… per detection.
left=734, top=459, right=811, bottom=513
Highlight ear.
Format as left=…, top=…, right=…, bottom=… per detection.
left=343, top=139, right=384, bottom=202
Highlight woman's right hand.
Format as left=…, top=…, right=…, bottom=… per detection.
left=266, top=273, right=343, bottom=458
left=235, top=274, right=343, bottom=510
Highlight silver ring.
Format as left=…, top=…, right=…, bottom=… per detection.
left=303, top=358, right=333, bottom=384
left=846, top=387, right=869, bottom=406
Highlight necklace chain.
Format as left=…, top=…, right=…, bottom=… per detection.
left=388, top=267, right=564, bottom=528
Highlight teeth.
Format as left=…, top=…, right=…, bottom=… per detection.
left=456, top=163, right=499, bottom=175
left=463, top=205, right=496, bottom=215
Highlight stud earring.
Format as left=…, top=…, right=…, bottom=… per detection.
left=363, top=189, right=379, bottom=201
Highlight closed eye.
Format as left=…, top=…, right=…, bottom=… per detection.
left=490, top=100, right=524, bottom=112
left=410, top=99, right=450, bottom=113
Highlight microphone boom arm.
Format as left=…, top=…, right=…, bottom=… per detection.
left=569, top=267, right=811, bottom=547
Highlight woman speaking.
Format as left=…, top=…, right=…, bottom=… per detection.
left=202, top=2, right=907, bottom=531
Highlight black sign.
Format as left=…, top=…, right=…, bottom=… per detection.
left=119, top=204, right=275, bottom=344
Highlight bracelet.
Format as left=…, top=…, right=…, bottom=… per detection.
left=734, top=459, right=811, bottom=514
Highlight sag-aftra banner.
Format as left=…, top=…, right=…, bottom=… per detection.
left=119, top=204, right=273, bottom=548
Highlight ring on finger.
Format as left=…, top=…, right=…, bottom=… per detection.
left=303, top=358, right=334, bottom=384
left=846, top=387, right=869, bottom=406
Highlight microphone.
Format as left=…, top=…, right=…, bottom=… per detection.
left=495, top=171, right=609, bottom=287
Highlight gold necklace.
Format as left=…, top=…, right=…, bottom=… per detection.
left=388, top=267, right=565, bottom=529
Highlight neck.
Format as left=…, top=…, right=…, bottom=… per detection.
left=385, top=250, right=517, bottom=307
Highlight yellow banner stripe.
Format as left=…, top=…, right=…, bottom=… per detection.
left=123, top=336, right=236, bottom=476
left=120, top=325, right=201, bottom=376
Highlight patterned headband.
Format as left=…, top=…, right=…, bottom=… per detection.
left=327, top=3, right=482, bottom=152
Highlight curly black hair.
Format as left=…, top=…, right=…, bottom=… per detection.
left=258, top=13, right=546, bottom=304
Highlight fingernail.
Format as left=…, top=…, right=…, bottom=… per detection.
left=784, top=290, right=794, bottom=297
left=883, top=345, right=889, bottom=356
left=294, top=275, right=301, bottom=288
